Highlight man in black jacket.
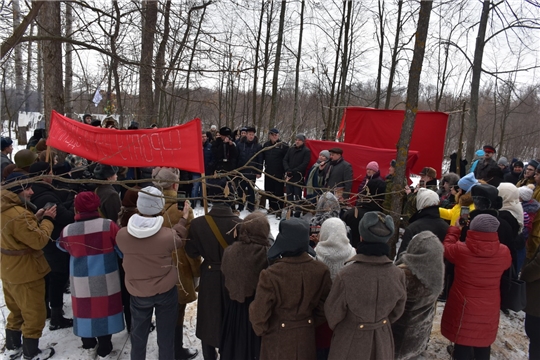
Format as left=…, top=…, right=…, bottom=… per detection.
left=28, top=161, right=75, bottom=331
left=474, top=145, right=499, bottom=181
left=262, top=128, right=289, bottom=216
left=212, top=127, right=238, bottom=173
left=283, top=134, right=310, bottom=216
left=324, top=147, right=353, bottom=200
left=236, top=127, right=263, bottom=212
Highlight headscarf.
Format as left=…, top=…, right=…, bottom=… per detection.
left=497, top=182, right=524, bottom=232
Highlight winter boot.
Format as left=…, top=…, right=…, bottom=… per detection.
left=4, top=329, right=22, bottom=359
left=174, top=325, right=198, bottom=360
left=49, top=307, right=73, bottom=330
left=22, top=337, right=55, bottom=360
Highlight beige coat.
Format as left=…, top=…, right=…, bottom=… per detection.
left=161, top=189, right=201, bottom=304
left=1, top=190, right=53, bottom=284
left=325, top=254, right=407, bottom=360
left=249, top=253, right=332, bottom=360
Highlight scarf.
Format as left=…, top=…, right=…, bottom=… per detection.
left=324, top=157, right=343, bottom=186
left=127, top=213, right=164, bottom=238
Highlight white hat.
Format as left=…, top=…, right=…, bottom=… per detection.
left=137, top=186, right=165, bottom=216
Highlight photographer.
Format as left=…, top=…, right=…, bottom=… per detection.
left=212, top=127, right=238, bottom=173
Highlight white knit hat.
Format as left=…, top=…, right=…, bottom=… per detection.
left=519, top=186, right=533, bottom=202
left=137, top=186, right=165, bottom=216
left=416, top=188, right=439, bottom=210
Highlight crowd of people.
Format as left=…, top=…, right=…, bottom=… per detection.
left=1, top=120, right=540, bottom=360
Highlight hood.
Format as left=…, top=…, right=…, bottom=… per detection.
left=127, top=213, right=164, bottom=238
left=1, top=189, right=23, bottom=212
left=465, top=230, right=501, bottom=257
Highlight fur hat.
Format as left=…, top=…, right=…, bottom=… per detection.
left=519, top=186, right=534, bottom=202
left=457, top=172, right=478, bottom=193
left=5, top=172, right=31, bottom=194
left=498, top=157, right=508, bottom=166
left=28, top=161, right=51, bottom=177
left=14, top=149, right=38, bottom=169
left=471, top=184, right=502, bottom=210
left=419, top=167, right=437, bottom=179
left=128, top=121, right=139, bottom=130
left=470, top=214, right=500, bottom=232
left=319, top=150, right=330, bottom=160
left=152, top=167, right=179, bottom=190
left=513, top=160, right=524, bottom=168
left=75, top=191, right=101, bottom=213
left=416, top=188, right=439, bottom=210
left=442, top=172, right=460, bottom=187
left=93, top=163, right=118, bottom=180
left=90, top=119, right=102, bottom=127
left=137, top=186, right=165, bottom=216
left=295, top=133, right=306, bottom=142
left=390, top=159, right=396, bottom=168
left=268, top=217, right=316, bottom=260
left=1, top=137, right=13, bottom=151
left=366, top=161, right=379, bottom=172
left=245, top=126, right=256, bottom=133
left=358, top=211, right=394, bottom=243
left=219, top=127, right=232, bottom=136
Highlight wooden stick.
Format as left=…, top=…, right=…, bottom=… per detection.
left=201, top=173, right=208, bottom=214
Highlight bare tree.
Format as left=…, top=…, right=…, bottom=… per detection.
left=269, top=0, right=287, bottom=127
left=389, top=0, right=433, bottom=258
left=138, top=0, right=158, bottom=126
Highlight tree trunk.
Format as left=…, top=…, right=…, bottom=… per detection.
left=24, top=23, right=34, bottom=112
left=138, top=0, right=158, bottom=127
left=269, top=0, right=286, bottom=128
left=389, top=0, right=433, bottom=259
left=465, top=0, right=490, bottom=166
left=258, top=1, right=274, bottom=131
left=64, top=1, right=73, bottom=119
left=154, top=0, right=171, bottom=126
left=38, top=0, right=64, bottom=128
left=182, top=6, right=206, bottom=123
left=292, top=0, right=305, bottom=132
left=335, top=0, right=353, bottom=137
left=112, top=1, right=123, bottom=126
left=13, top=0, right=24, bottom=124
left=325, top=1, right=346, bottom=140
left=374, top=0, right=385, bottom=109
left=252, top=0, right=265, bottom=126
left=1, top=1, right=43, bottom=59
left=384, top=0, right=403, bottom=110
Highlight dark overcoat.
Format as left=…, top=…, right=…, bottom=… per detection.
left=249, top=252, right=332, bottom=360
left=325, top=254, right=407, bottom=360
left=185, top=204, right=242, bottom=348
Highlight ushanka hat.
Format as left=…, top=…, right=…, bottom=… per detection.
left=471, top=183, right=503, bottom=210
left=268, top=217, right=316, bottom=260
left=93, top=163, right=118, bottom=180
left=5, top=172, right=31, bottom=194
left=359, top=211, right=394, bottom=243
left=152, top=167, right=179, bottom=190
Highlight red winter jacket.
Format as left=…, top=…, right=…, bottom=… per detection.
left=441, top=226, right=511, bottom=347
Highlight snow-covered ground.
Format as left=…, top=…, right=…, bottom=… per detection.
left=0, top=137, right=530, bottom=359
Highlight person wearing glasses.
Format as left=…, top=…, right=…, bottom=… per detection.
left=517, top=159, right=539, bottom=188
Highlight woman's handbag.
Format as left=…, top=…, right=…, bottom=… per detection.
left=500, top=265, right=526, bottom=312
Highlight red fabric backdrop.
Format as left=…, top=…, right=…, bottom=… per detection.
left=341, top=107, right=448, bottom=178
left=305, top=140, right=419, bottom=194
left=47, top=111, right=204, bottom=173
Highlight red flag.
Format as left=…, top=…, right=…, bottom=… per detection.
left=342, top=107, right=448, bottom=177
left=47, top=111, right=204, bottom=173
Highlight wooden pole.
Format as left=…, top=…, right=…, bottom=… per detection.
left=201, top=173, right=208, bottom=214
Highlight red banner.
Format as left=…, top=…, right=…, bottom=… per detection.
left=47, top=111, right=205, bottom=173
left=340, top=107, right=448, bottom=177
left=305, top=140, right=419, bottom=194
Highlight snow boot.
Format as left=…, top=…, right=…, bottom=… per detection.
left=174, top=325, right=198, bottom=360
left=49, top=307, right=73, bottom=330
left=4, top=329, right=22, bottom=359
left=22, top=337, right=55, bottom=360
